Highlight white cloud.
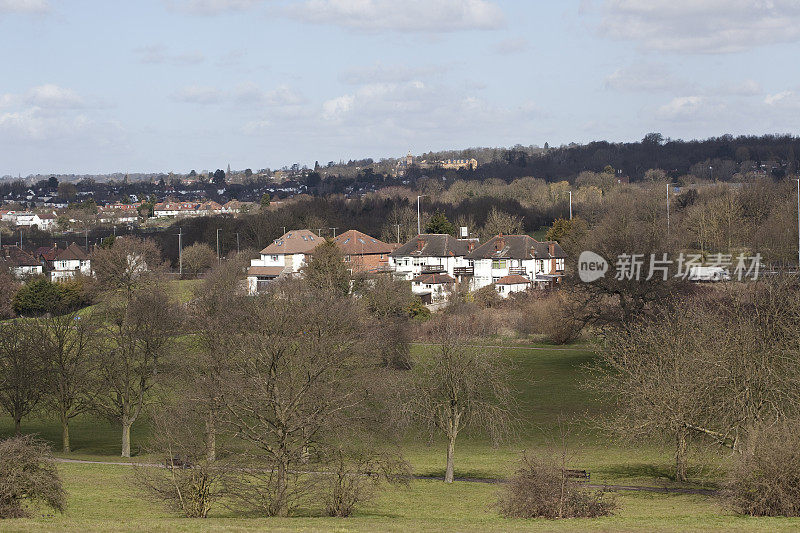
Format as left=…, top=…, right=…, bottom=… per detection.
left=491, top=37, right=528, bottom=55
left=25, top=84, right=84, bottom=108
left=287, top=0, right=504, bottom=32
left=0, top=0, right=49, bottom=14
left=656, top=96, right=705, bottom=119
left=234, top=83, right=305, bottom=106
left=597, top=0, right=800, bottom=53
left=764, top=91, right=794, bottom=106
left=135, top=45, right=205, bottom=65
left=164, top=0, right=263, bottom=15
left=171, top=85, right=222, bottom=104
left=722, top=79, right=762, bottom=97
left=322, top=94, right=355, bottom=120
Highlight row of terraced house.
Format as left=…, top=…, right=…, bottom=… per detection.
left=246, top=229, right=566, bottom=302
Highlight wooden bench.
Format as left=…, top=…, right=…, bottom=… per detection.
left=565, top=469, right=590, bottom=482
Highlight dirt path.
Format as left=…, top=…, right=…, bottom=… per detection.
left=55, top=458, right=716, bottom=495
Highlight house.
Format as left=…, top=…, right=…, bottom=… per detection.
left=13, top=212, right=56, bottom=229
left=50, top=243, right=91, bottom=282
left=411, top=272, right=456, bottom=304
left=466, top=234, right=566, bottom=292
left=332, top=229, right=396, bottom=274
left=0, top=245, right=43, bottom=278
left=495, top=275, right=532, bottom=298
left=246, top=229, right=321, bottom=294
left=389, top=234, right=474, bottom=282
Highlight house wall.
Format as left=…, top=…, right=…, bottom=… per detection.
left=344, top=252, right=390, bottom=273
left=389, top=255, right=468, bottom=280
left=496, top=282, right=529, bottom=298
left=471, top=258, right=540, bottom=290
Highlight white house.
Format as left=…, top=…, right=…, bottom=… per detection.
left=14, top=212, right=57, bottom=229
left=0, top=246, right=43, bottom=278
left=495, top=275, right=532, bottom=298
left=411, top=272, right=456, bottom=304
left=50, top=243, right=91, bottom=282
left=466, top=234, right=566, bottom=292
left=388, top=234, right=474, bottom=282
left=246, top=229, right=321, bottom=294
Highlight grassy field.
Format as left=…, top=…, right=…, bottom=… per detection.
left=1, top=342, right=797, bottom=530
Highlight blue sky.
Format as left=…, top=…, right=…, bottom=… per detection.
left=2, top=0, right=800, bottom=175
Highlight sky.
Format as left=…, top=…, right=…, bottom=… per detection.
left=2, top=0, right=800, bottom=175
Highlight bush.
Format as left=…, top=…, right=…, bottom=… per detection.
left=498, top=454, right=615, bottom=519
left=725, top=424, right=800, bottom=517
left=0, top=435, right=66, bottom=518
left=473, top=284, right=502, bottom=309
left=321, top=448, right=409, bottom=518
left=12, top=277, right=92, bottom=316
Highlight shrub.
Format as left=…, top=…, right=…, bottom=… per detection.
left=498, top=454, right=615, bottom=519
left=473, top=284, right=502, bottom=309
left=321, top=448, right=410, bottom=518
left=0, top=435, right=66, bottom=518
left=725, top=424, right=800, bottom=517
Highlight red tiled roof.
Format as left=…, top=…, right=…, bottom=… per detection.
left=411, top=273, right=456, bottom=284
left=56, top=243, right=88, bottom=261
left=247, top=266, right=286, bottom=277
left=259, top=230, right=321, bottom=255
left=333, top=229, right=394, bottom=255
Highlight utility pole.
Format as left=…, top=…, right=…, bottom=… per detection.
left=568, top=191, right=573, bottom=220
left=394, top=223, right=401, bottom=243
left=85, top=228, right=88, bottom=250
left=178, top=227, right=183, bottom=277
left=216, top=228, right=221, bottom=265
left=417, top=195, right=428, bottom=235
left=236, top=232, right=240, bottom=254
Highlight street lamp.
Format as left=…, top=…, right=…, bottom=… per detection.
left=417, top=195, right=428, bottom=235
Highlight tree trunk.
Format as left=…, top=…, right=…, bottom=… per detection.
left=275, top=458, right=289, bottom=517
left=62, top=419, right=70, bottom=453
left=205, top=412, right=216, bottom=462
left=445, top=433, right=456, bottom=483
left=122, top=422, right=132, bottom=458
left=14, top=416, right=21, bottom=435
left=675, top=427, right=689, bottom=482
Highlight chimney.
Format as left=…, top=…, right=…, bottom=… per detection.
left=548, top=242, right=555, bottom=257
left=416, top=238, right=425, bottom=251
left=468, top=241, right=475, bottom=252
left=495, top=235, right=505, bottom=252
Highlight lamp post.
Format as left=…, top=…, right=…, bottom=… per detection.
left=178, top=227, right=183, bottom=276
left=394, top=223, right=401, bottom=243
left=417, top=195, right=428, bottom=235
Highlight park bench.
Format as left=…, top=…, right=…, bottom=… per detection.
left=565, top=469, right=590, bottom=482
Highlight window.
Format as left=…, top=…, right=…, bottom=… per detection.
left=270, top=255, right=278, bottom=262
left=491, top=259, right=506, bottom=269
left=344, top=255, right=351, bottom=262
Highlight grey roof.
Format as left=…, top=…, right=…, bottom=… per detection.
left=390, top=234, right=470, bottom=258
left=466, top=235, right=566, bottom=260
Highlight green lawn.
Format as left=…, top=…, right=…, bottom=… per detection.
left=1, top=343, right=794, bottom=530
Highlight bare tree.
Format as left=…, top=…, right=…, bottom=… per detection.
left=33, top=312, right=96, bottom=453
left=0, top=322, right=43, bottom=434
left=181, top=243, right=216, bottom=278
left=219, top=281, right=390, bottom=516
left=403, top=318, right=513, bottom=483
left=0, top=267, right=19, bottom=320
left=92, top=287, right=180, bottom=457
left=591, top=277, right=800, bottom=481
left=91, top=236, right=166, bottom=301
left=184, top=256, right=250, bottom=462
left=133, top=403, right=230, bottom=518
